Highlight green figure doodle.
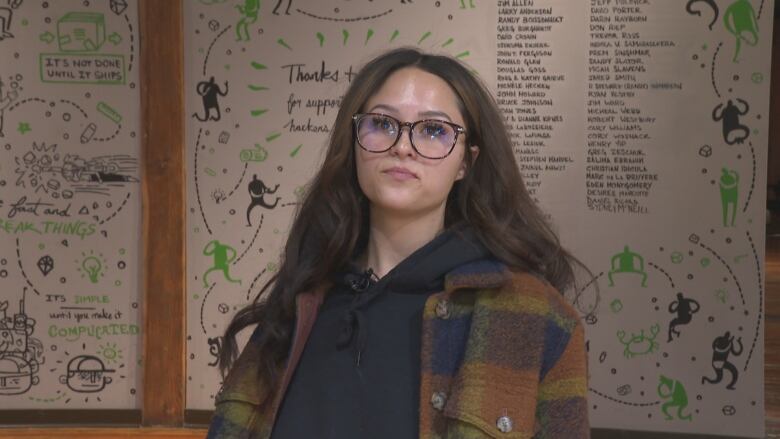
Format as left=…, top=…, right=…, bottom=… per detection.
left=608, top=246, right=648, bottom=287
left=658, top=375, right=693, bottom=421
left=460, top=0, right=476, bottom=8
left=719, top=168, right=739, bottom=227
left=723, top=0, right=758, bottom=62
left=203, top=240, right=242, bottom=287
left=236, top=0, right=260, bottom=42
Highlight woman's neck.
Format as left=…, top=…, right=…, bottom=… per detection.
left=361, top=206, right=446, bottom=278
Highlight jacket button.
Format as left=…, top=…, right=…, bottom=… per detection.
left=496, top=415, right=513, bottom=433
left=430, top=391, right=447, bottom=411
left=435, top=299, right=451, bottom=319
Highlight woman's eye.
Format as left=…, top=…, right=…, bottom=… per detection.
left=372, top=117, right=395, bottom=132
left=421, top=123, right=446, bottom=137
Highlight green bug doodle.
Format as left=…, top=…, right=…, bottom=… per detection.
left=657, top=375, right=693, bottom=421
left=202, top=240, right=242, bottom=288
left=617, top=323, right=660, bottom=358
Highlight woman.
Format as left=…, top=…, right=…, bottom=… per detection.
left=207, top=48, right=589, bottom=439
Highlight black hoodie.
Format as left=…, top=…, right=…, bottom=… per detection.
left=271, top=226, right=493, bottom=439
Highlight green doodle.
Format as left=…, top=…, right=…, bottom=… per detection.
left=240, top=143, right=268, bottom=162
left=251, top=108, right=268, bottom=117
left=390, top=29, right=400, bottom=42
left=57, top=12, right=106, bottom=52
left=77, top=251, right=107, bottom=284
left=714, top=288, right=728, bottom=303
left=342, top=29, right=349, bottom=45
left=658, top=375, right=693, bottom=421
left=670, top=251, right=683, bottom=264
left=266, top=132, right=281, bottom=142
left=455, top=51, right=470, bottom=59
left=0, top=219, right=96, bottom=239
left=316, top=32, right=325, bottom=47
left=235, top=0, right=259, bottom=42
left=251, top=61, right=267, bottom=70
left=365, top=29, right=374, bottom=45
left=17, top=122, right=31, bottom=134
left=610, top=299, right=623, bottom=313
left=460, top=0, right=476, bottom=8
left=719, top=167, right=739, bottom=227
left=418, top=31, right=431, bottom=45
left=107, top=32, right=122, bottom=45
left=608, top=246, right=648, bottom=287
left=700, top=257, right=711, bottom=267
left=442, top=37, right=454, bottom=47
left=97, top=101, right=122, bottom=123
left=277, top=38, right=292, bottom=50
left=203, top=240, right=241, bottom=288
left=204, top=167, right=217, bottom=176
left=617, top=323, right=660, bottom=358
left=723, top=0, right=758, bottom=62
left=290, top=144, right=303, bottom=157
left=48, top=323, right=139, bottom=341
left=248, top=84, right=269, bottom=91
left=40, top=31, right=55, bottom=44
left=97, top=342, right=123, bottom=364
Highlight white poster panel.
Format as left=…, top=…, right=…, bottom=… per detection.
left=185, top=1, right=770, bottom=436
left=0, top=0, right=142, bottom=409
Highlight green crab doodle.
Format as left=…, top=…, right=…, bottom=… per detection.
left=617, top=323, right=660, bottom=358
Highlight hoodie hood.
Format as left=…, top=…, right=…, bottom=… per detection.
left=332, top=225, right=493, bottom=365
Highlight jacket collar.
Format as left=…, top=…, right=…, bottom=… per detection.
left=443, top=259, right=511, bottom=293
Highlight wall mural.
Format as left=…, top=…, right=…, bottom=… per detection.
left=0, top=0, right=140, bottom=409
left=184, top=1, right=770, bottom=437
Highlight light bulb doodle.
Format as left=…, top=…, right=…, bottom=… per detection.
left=76, top=251, right=108, bottom=284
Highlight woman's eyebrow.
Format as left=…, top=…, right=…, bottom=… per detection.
left=367, top=104, right=453, bottom=122
left=418, top=110, right=452, bottom=122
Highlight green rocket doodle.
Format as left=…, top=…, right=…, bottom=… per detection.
left=723, top=0, right=759, bottom=63
left=203, top=240, right=242, bottom=287
left=236, top=0, right=260, bottom=42
left=608, top=246, right=648, bottom=287
left=719, top=167, right=739, bottom=227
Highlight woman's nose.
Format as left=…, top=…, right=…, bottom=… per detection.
left=391, top=125, right=416, bottom=157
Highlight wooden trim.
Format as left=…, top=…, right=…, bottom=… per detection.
left=0, top=428, right=206, bottom=438
left=183, top=410, right=214, bottom=426
left=0, top=410, right=141, bottom=425
left=139, top=0, right=186, bottom=427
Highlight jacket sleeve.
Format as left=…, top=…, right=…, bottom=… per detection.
left=533, top=319, right=590, bottom=439
left=206, top=398, right=261, bottom=439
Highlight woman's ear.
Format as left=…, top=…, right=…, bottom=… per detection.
left=457, top=145, right=480, bottom=180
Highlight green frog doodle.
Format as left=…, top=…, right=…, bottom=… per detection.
left=657, top=374, right=693, bottom=421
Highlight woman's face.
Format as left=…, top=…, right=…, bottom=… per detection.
left=355, top=67, right=478, bottom=221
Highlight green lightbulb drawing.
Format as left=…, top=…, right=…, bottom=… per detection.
left=82, top=256, right=102, bottom=283
left=76, top=251, right=107, bottom=284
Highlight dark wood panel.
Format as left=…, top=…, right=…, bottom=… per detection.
left=139, top=0, right=186, bottom=427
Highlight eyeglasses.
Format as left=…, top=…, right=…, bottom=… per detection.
left=352, top=113, right=466, bottom=160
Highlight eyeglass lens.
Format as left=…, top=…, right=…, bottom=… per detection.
left=356, top=114, right=457, bottom=158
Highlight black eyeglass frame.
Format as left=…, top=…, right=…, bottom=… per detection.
left=352, top=112, right=466, bottom=160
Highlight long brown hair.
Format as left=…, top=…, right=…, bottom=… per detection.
left=218, top=47, right=588, bottom=391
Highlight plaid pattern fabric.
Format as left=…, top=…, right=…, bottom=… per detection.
left=207, top=261, right=589, bottom=439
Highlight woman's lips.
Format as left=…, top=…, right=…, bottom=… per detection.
left=382, top=167, right=418, bottom=180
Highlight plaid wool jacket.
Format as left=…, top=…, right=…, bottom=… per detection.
left=207, top=260, right=589, bottom=439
